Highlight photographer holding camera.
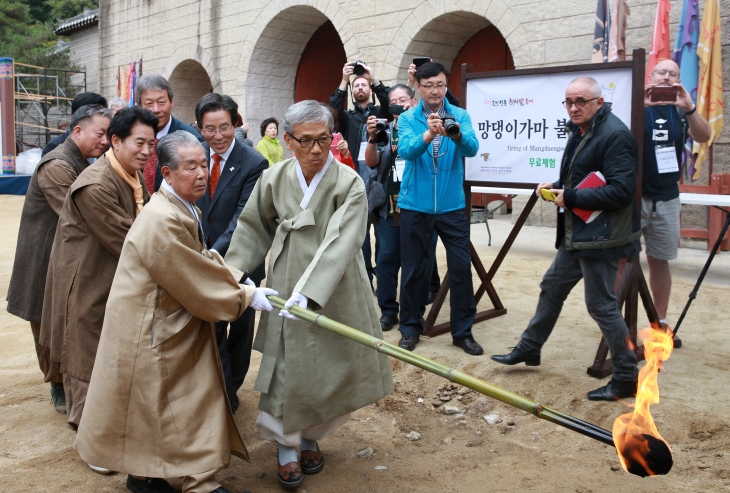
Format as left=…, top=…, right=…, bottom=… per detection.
left=395, top=62, right=482, bottom=355
left=330, top=61, right=391, bottom=287
left=363, top=85, right=438, bottom=333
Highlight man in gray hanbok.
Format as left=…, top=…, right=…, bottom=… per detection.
left=225, top=100, right=393, bottom=490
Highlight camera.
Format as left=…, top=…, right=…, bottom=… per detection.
left=349, top=60, right=366, bottom=77
left=441, top=113, right=460, bottom=138
left=375, top=118, right=388, bottom=131
left=389, top=104, right=406, bottom=115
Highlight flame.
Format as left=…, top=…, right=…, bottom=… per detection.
left=612, top=325, right=674, bottom=476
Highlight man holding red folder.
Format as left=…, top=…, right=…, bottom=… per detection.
left=491, top=76, right=642, bottom=402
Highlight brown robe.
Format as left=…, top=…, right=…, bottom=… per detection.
left=39, top=153, right=149, bottom=383
left=75, top=187, right=251, bottom=477
left=7, top=137, right=90, bottom=323
left=7, top=138, right=92, bottom=383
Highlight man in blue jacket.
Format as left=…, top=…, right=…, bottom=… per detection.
left=396, top=62, right=482, bottom=355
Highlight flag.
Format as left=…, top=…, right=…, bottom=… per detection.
left=591, top=0, right=610, bottom=63
left=607, top=0, right=629, bottom=62
left=672, top=0, right=700, bottom=179
left=129, top=60, right=137, bottom=107
left=126, top=62, right=134, bottom=106
left=116, top=65, right=121, bottom=97
left=592, top=0, right=629, bottom=63
left=646, top=0, right=672, bottom=81
left=120, top=64, right=129, bottom=102
left=692, top=0, right=724, bottom=179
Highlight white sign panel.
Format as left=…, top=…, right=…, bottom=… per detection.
left=465, top=67, right=634, bottom=184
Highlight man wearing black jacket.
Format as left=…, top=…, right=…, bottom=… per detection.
left=330, top=62, right=390, bottom=286
left=491, top=76, right=641, bottom=402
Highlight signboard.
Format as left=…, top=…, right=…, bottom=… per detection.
left=465, top=67, right=634, bottom=184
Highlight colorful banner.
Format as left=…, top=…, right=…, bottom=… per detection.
left=692, top=0, right=724, bottom=179
left=646, top=0, right=672, bottom=81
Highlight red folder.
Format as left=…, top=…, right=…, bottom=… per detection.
left=572, top=171, right=606, bottom=223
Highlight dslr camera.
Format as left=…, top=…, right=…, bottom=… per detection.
left=349, top=60, right=367, bottom=77
left=441, top=113, right=460, bottom=138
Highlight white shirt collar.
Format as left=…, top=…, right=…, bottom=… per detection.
left=210, top=139, right=236, bottom=169
left=160, top=180, right=198, bottom=220
left=156, top=116, right=173, bottom=139
left=296, top=152, right=333, bottom=210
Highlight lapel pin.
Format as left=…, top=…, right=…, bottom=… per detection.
left=229, top=167, right=234, bottom=171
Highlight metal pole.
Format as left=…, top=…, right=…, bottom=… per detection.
left=674, top=207, right=730, bottom=335
left=266, top=296, right=615, bottom=447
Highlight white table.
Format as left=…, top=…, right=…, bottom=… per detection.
left=679, top=193, right=730, bottom=207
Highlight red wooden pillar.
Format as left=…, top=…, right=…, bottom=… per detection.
left=1, top=58, right=15, bottom=175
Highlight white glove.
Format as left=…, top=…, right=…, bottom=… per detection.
left=279, top=292, right=308, bottom=320
left=250, top=287, right=278, bottom=311
left=243, top=277, right=255, bottom=286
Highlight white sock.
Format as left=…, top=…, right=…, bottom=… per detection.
left=278, top=444, right=298, bottom=466
left=300, top=438, right=318, bottom=452
left=659, top=319, right=668, bottom=325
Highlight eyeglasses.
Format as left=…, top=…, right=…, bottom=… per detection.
left=201, top=124, right=234, bottom=136
left=562, top=97, right=600, bottom=109
left=653, top=69, right=679, bottom=78
left=288, top=134, right=333, bottom=149
left=420, top=83, right=447, bottom=92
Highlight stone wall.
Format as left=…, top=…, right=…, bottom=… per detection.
left=98, top=0, right=730, bottom=227
left=69, top=27, right=100, bottom=93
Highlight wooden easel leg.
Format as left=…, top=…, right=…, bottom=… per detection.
left=587, top=256, right=653, bottom=378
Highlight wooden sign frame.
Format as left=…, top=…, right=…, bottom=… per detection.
left=424, top=49, right=657, bottom=379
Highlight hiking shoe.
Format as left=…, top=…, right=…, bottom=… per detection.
left=50, top=383, right=66, bottom=414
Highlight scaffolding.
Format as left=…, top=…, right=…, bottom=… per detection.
left=14, top=62, right=86, bottom=152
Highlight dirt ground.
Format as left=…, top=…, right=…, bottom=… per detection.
left=1, top=194, right=729, bottom=493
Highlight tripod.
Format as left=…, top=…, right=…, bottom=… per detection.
left=674, top=206, right=730, bottom=336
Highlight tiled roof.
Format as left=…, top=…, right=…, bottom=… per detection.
left=54, top=9, right=99, bottom=36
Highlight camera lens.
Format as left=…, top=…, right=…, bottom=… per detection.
left=442, top=115, right=459, bottom=137
left=375, top=121, right=386, bottom=131
left=353, top=64, right=365, bottom=76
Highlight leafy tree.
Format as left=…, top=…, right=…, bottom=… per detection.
left=48, top=0, right=98, bottom=24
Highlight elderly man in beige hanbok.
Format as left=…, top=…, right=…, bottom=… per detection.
left=75, top=131, right=276, bottom=493
left=225, top=100, right=393, bottom=490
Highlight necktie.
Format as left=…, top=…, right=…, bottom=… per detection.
left=210, top=154, right=221, bottom=199
left=143, top=138, right=159, bottom=194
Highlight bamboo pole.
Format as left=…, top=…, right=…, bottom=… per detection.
left=267, top=296, right=615, bottom=447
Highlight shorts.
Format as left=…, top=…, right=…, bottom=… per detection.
left=640, top=196, right=680, bottom=260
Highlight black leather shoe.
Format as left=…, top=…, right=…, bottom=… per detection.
left=427, top=290, right=438, bottom=305
left=380, top=314, right=398, bottom=332
left=398, top=335, right=419, bottom=351
left=230, top=396, right=240, bottom=414
left=211, top=487, right=252, bottom=493
left=587, top=378, right=637, bottom=401
left=126, top=476, right=176, bottom=493
left=453, top=336, right=484, bottom=355
left=490, top=347, right=540, bottom=366
left=672, top=335, right=682, bottom=348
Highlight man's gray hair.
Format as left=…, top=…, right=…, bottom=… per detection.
left=135, top=74, right=174, bottom=104
left=157, top=131, right=204, bottom=171
left=282, top=100, right=334, bottom=135
left=70, top=104, right=112, bottom=129
left=108, top=97, right=127, bottom=109
left=569, top=76, right=602, bottom=97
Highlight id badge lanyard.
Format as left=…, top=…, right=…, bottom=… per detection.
left=649, top=107, right=679, bottom=174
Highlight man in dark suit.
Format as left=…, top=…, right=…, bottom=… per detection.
left=136, top=74, right=205, bottom=193
left=195, top=93, right=268, bottom=413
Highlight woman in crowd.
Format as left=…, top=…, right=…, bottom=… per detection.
left=256, top=117, right=285, bottom=166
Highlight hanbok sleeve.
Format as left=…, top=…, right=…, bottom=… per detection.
left=224, top=177, right=277, bottom=273
left=147, top=231, right=256, bottom=324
